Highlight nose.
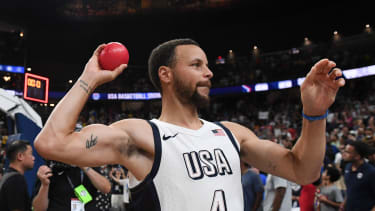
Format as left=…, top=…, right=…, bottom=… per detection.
left=204, top=66, right=213, bottom=79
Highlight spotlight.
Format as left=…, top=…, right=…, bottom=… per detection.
left=3, top=75, right=11, bottom=82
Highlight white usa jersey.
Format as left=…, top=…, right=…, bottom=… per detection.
left=129, top=119, right=244, bottom=211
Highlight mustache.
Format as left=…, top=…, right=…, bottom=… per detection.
left=197, top=80, right=211, bottom=88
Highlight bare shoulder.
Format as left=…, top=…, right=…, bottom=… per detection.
left=220, top=121, right=257, bottom=140
left=110, top=118, right=152, bottom=131
left=110, top=118, right=154, bottom=153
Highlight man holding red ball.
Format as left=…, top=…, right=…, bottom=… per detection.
left=35, top=38, right=345, bottom=211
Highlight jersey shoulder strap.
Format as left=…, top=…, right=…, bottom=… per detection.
left=214, top=121, right=240, bottom=155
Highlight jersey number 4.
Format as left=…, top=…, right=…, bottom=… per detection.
left=210, top=190, right=227, bottom=211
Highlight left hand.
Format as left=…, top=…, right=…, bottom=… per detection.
left=318, top=194, right=328, bottom=203
left=301, top=59, right=345, bottom=116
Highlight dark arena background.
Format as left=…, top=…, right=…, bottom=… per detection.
left=0, top=1, right=374, bottom=211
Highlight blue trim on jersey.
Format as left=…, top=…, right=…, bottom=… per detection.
left=129, top=120, right=162, bottom=211
left=214, top=122, right=240, bottom=155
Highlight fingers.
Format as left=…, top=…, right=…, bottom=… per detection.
left=329, top=68, right=342, bottom=80
left=335, top=77, right=346, bottom=87
left=111, top=64, right=127, bottom=78
left=93, top=44, right=107, bottom=57
left=323, top=60, right=336, bottom=75
left=46, top=172, right=53, bottom=177
left=37, top=165, right=50, bottom=174
left=311, top=58, right=328, bottom=74
left=329, top=68, right=346, bottom=87
left=311, top=58, right=336, bottom=74
left=37, top=165, right=53, bottom=180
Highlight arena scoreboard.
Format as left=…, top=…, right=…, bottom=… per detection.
left=23, top=73, right=49, bottom=103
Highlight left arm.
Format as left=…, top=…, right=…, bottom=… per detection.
left=224, top=59, right=345, bottom=185
left=82, top=167, right=111, bottom=194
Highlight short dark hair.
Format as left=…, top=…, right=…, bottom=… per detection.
left=148, top=38, right=200, bottom=91
left=325, top=166, right=340, bottom=183
left=5, top=140, right=30, bottom=162
left=347, top=140, right=370, bottom=158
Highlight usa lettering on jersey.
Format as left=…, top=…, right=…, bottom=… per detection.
left=183, top=148, right=233, bottom=180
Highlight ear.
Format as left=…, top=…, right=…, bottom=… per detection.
left=16, top=152, right=25, bottom=161
left=158, top=66, right=172, bottom=85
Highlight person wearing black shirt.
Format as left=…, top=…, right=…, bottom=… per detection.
left=341, top=141, right=375, bottom=211
left=32, top=161, right=111, bottom=211
left=0, top=140, right=35, bottom=211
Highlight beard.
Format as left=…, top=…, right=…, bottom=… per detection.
left=173, top=77, right=211, bottom=109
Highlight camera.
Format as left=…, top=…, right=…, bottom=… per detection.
left=47, top=160, right=73, bottom=174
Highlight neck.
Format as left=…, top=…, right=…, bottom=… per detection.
left=9, top=163, right=25, bottom=175
left=352, top=159, right=365, bottom=170
left=159, top=94, right=202, bottom=130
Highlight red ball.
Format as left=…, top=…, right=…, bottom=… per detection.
left=99, top=42, right=129, bottom=70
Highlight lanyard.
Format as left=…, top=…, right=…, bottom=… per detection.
left=66, top=170, right=84, bottom=189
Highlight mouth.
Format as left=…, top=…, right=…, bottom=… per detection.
left=197, top=80, right=211, bottom=88
left=197, top=86, right=210, bottom=95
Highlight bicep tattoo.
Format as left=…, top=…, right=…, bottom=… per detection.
left=86, top=134, right=98, bottom=149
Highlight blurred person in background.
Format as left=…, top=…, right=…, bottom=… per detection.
left=109, top=166, right=130, bottom=211
left=364, top=127, right=375, bottom=147
left=324, top=132, right=339, bottom=168
left=95, top=165, right=112, bottom=211
left=298, top=177, right=321, bottom=211
left=333, top=141, right=347, bottom=198
left=263, top=172, right=292, bottom=211
left=316, top=166, right=343, bottom=211
left=341, top=141, right=375, bottom=211
left=0, top=140, right=35, bottom=211
left=263, top=138, right=293, bottom=211
left=368, top=147, right=375, bottom=166
left=32, top=160, right=111, bottom=211
left=241, top=161, right=264, bottom=211
left=0, top=163, right=3, bottom=180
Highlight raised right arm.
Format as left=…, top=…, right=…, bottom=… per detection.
left=34, top=44, right=130, bottom=167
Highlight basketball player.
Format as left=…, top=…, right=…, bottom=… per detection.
left=35, top=39, right=345, bottom=211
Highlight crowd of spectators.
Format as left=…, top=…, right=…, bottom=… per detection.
left=88, top=31, right=375, bottom=93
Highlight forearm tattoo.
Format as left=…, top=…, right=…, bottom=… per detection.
left=79, top=79, right=93, bottom=94
left=86, top=134, right=98, bottom=149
